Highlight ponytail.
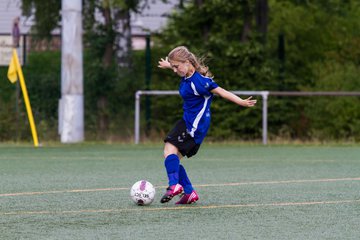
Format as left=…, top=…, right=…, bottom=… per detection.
left=168, top=46, right=213, bottom=78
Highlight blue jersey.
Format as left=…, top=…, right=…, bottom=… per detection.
left=179, top=71, right=219, bottom=144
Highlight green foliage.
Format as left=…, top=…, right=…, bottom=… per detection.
left=2, top=0, right=360, bottom=142
left=150, top=1, right=276, bottom=140
left=83, top=50, right=146, bottom=139
left=305, top=61, right=360, bottom=140
left=22, top=0, right=61, bottom=39
left=148, top=0, right=360, bottom=142
left=0, top=51, right=61, bottom=141
left=0, top=50, right=146, bottom=141
left=0, top=92, right=20, bottom=141
left=0, top=51, right=60, bottom=141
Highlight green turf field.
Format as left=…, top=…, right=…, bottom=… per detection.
left=1, top=143, right=360, bottom=239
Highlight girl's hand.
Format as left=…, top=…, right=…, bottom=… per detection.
left=158, top=57, right=171, bottom=69
left=242, top=96, right=257, bottom=107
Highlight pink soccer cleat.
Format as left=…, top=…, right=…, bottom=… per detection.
left=160, top=184, right=183, bottom=203
left=176, top=190, right=199, bottom=204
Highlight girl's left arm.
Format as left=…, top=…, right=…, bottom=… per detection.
left=158, top=57, right=172, bottom=69
left=211, top=87, right=257, bottom=107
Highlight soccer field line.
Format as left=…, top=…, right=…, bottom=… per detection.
left=2, top=198, right=360, bottom=216
left=1, top=177, right=359, bottom=197
left=194, top=177, right=360, bottom=188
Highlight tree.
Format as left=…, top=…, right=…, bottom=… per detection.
left=21, top=0, right=164, bottom=138
left=151, top=1, right=274, bottom=140
left=256, top=0, right=268, bottom=43
left=150, top=0, right=360, bottom=141
left=16, top=0, right=360, bottom=141
left=22, top=0, right=61, bottom=39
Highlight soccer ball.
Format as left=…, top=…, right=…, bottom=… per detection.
left=130, top=180, right=156, bottom=206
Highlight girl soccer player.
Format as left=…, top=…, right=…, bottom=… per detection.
left=158, top=46, right=257, bottom=204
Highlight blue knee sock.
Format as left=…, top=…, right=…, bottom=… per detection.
left=164, top=154, right=180, bottom=186
left=179, top=164, right=194, bottom=194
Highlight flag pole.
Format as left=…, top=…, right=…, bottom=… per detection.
left=12, top=49, right=39, bottom=147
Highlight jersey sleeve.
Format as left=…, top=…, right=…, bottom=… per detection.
left=194, top=76, right=219, bottom=96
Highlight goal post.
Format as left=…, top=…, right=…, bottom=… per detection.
left=134, top=90, right=270, bottom=145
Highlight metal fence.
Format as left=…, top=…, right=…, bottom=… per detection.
left=134, top=90, right=360, bottom=144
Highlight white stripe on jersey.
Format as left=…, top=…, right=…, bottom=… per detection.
left=189, top=91, right=210, bottom=137
left=190, top=82, right=200, bottom=96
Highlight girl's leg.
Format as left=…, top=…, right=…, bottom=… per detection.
left=160, top=143, right=183, bottom=203
left=163, top=142, right=182, bottom=186
left=176, top=164, right=199, bottom=204
left=164, top=154, right=180, bottom=186
left=178, top=164, right=194, bottom=194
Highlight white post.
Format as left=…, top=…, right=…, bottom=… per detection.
left=261, top=91, right=269, bottom=145
left=59, top=0, right=84, bottom=143
left=135, top=91, right=141, bottom=144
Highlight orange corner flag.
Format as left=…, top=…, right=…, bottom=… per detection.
left=7, top=51, right=18, bottom=83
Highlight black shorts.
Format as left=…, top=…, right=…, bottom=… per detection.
left=164, top=119, right=201, bottom=158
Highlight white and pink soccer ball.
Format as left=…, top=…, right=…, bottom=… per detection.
left=130, top=180, right=156, bottom=206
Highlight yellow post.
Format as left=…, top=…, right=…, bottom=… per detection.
left=12, top=49, right=39, bottom=147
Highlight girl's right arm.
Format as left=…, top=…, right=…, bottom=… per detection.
left=158, top=57, right=172, bottom=69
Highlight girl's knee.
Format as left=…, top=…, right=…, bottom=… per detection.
left=163, top=143, right=178, bottom=158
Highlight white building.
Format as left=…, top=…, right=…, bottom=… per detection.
left=0, top=0, right=180, bottom=50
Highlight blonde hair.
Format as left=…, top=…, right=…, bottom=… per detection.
left=168, top=46, right=213, bottom=78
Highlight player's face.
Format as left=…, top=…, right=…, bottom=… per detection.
left=170, top=60, right=193, bottom=77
